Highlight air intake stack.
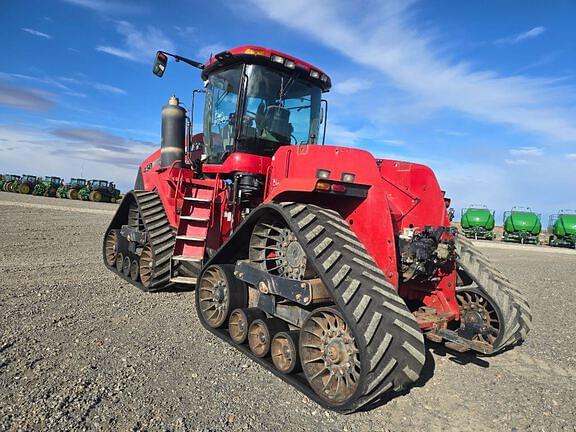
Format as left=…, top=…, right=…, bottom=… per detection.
left=160, top=95, right=186, bottom=168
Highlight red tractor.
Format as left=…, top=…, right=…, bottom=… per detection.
left=103, top=46, right=531, bottom=412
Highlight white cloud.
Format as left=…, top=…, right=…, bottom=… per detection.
left=196, top=43, right=227, bottom=61
left=1, top=71, right=126, bottom=96
left=0, top=84, right=55, bottom=111
left=247, top=1, right=576, bottom=142
left=566, top=153, right=576, bottom=160
left=509, top=146, right=544, bottom=157
left=21, top=28, right=52, bottom=39
left=0, top=123, right=155, bottom=191
left=96, top=21, right=175, bottom=63
left=504, top=159, right=530, bottom=166
left=333, top=78, right=372, bottom=95
left=380, top=139, right=405, bottom=146
left=61, top=0, right=143, bottom=15
left=496, top=26, right=546, bottom=45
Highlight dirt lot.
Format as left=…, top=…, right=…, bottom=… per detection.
left=1, top=193, right=575, bottom=431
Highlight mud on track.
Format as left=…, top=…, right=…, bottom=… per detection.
left=1, top=193, right=575, bottom=431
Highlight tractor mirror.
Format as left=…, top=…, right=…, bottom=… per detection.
left=153, top=51, right=168, bottom=77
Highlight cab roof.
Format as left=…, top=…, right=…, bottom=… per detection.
left=201, top=45, right=331, bottom=91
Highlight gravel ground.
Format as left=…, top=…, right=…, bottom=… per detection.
left=1, top=193, right=575, bottom=432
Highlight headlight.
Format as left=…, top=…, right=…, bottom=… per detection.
left=341, top=173, right=355, bottom=183
left=316, top=169, right=331, bottom=179
left=271, top=54, right=285, bottom=64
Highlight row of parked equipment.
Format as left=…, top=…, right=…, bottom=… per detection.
left=0, top=174, right=121, bottom=203
left=460, top=205, right=576, bottom=248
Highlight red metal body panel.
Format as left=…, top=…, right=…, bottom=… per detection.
left=202, top=153, right=271, bottom=176
left=138, top=144, right=459, bottom=324
left=203, top=45, right=329, bottom=77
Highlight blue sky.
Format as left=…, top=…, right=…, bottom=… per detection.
left=1, top=0, right=575, bottom=223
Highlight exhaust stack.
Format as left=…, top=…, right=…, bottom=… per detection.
left=160, top=95, right=186, bottom=168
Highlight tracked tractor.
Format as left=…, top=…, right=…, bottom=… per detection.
left=14, top=174, right=39, bottom=194
left=33, top=176, right=63, bottom=197
left=0, top=174, right=20, bottom=192
left=460, top=205, right=495, bottom=240
left=102, top=46, right=531, bottom=412
left=80, top=179, right=121, bottom=203
left=57, top=178, right=87, bottom=199
left=548, top=210, right=576, bottom=249
left=502, top=207, right=541, bottom=245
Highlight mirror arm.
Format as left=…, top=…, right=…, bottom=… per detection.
left=160, top=51, right=204, bottom=70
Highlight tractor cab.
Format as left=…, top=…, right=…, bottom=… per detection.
left=21, top=175, right=37, bottom=183
left=70, top=178, right=87, bottom=187
left=154, top=46, right=331, bottom=172
left=46, top=176, right=62, bottom=186
left=90, top=180, right=109, bottom=190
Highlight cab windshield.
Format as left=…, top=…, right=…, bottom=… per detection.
left=203, top=64, right=322, bottom=163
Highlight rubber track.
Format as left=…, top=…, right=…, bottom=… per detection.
left=102, top=190, right=176, bottom=292
left=455, top=234, right=532, bottom=349
left=197, top=202, right=426, bottom=413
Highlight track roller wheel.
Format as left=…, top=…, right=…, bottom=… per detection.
left=229, top=308, right=266, bottom=344
left=104, top=231, right=117, bottom=267
left=122, top=256, right=131, bottom=277
left=271, top=331, right=301, bottom=374
left=130, top=260, right=139, bottom=281
left=139, top=244, right=153, bottom=289
left=198, top=264, right=247, bottom=329
left=248, top=318, right=289, bottom=358
left=300, top=307, right=360, bottom=405
left=455, top=286, right=504, bottom=350
left=116, top=252, right=124, bottom=273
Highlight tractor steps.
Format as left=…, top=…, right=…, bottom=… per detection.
left=170, top=181, right=218, bottom=280
left=172, top=255, right=202, bottom=262
left=175, top=235, right=206, bottom=242
left=184, top=196, right=211, bottom=203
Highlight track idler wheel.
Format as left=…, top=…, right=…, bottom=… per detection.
left=456, top=286, right=504, bottom=350
left=104, top=231, right=117, bottom=267
left=198, top=264, right=248, bottom=329
left=300, top=307, right=360, bottom=405
left=248, top=318, right=289, bottom=358
left=229, top=308, right=266, bottom=344
left=272, top=331, right=301, bottom=374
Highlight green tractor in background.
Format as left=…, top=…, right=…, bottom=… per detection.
left=548, top=210, right=576, bottom=249
left=79, top=179, right=121, bottom=203
left=14, top=174, right=40, bottom=194
left=33, top=176, right=63, bottom=197
left=502, top=206, right=542, bottom=244
left=460, top=204, right=495, bottom=240
left=0, top=174, right=21, bottom=192
left=57, top=178, right=87, bottom=199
